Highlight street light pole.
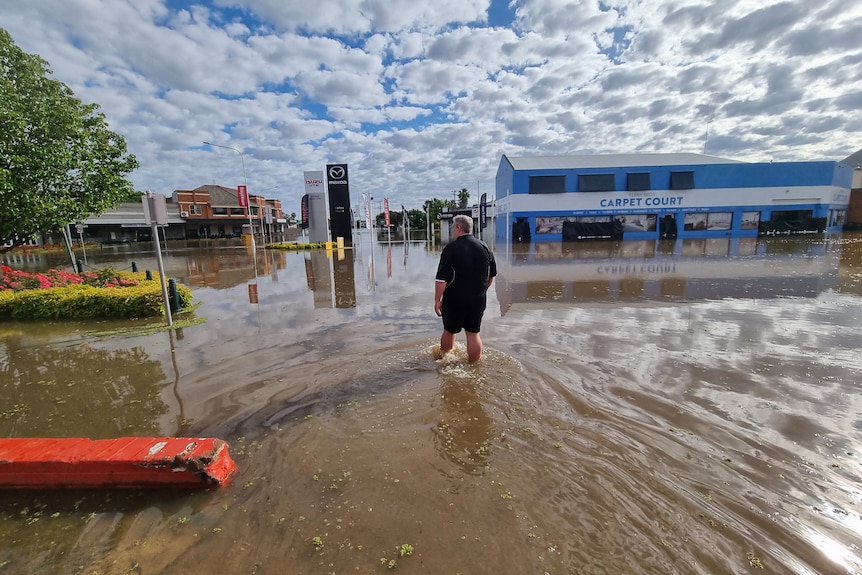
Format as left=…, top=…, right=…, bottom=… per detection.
left=203, top=141, right=255, bottom=249
left=703, top=120, right=713, bottom=155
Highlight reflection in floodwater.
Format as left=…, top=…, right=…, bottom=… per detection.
left=1, top=234, right=862, bottom=574
left=0, top=339, right=167, bottom=438
left=496, top=237, right=841, bottom=311
left=1, top=243, right=291, bottom=290
left=433, top=363, right=494, bottom=475
left=302, top=246, right=357, bottom=308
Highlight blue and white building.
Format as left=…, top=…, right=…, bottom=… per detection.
left=494, top=153, right=853, bottom=242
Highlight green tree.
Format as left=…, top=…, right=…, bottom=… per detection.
left=423, top=198, right=456, bottom=228
left=407, top=209, right=425, bottom=230
left=0, top=29, right=139, bottom=252
left=457, top=188, right=470, bottom=208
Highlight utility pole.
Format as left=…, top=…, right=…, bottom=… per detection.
left=203, top=141, right=254, bottom=250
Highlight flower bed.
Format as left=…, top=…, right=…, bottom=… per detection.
left=0, top=265, right=138, bottom=291
left=0, top=266, right=193, bottom=320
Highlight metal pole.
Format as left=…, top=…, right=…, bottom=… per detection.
left=64, top=224, right=76, bottom=270
left=77, top=225, right=88, bottom=264
left=147, top=192, right=172, bottom=326
left=152, top=222, right=171, bottom=326
left=703, top=120, right=713, bottom=154
left=203, top=141, right=254, bottom=250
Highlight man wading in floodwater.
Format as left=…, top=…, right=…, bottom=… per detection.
left=434, top=214, right=497, bottom=363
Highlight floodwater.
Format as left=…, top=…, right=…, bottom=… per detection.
left=1, top=232, right=862, bottom=575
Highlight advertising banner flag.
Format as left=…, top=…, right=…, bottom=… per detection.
left=402, top=205, right=408, bottom=231
left=362, top=193, right=372, bottom=229
left=300, top=194, right=309, bottom=229
left=480, top=193, right=487, bottom=229
left=238, top=185, right=249, bottom=208
left=384, top=198, right=390, bottom=227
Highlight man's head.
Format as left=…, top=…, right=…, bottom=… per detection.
left=453, top=214, right=474, bottom=236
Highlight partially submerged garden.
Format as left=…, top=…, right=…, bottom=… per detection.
left=0, top=264, right=192, bottom=320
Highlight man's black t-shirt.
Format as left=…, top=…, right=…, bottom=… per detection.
left=435, top=235, right=497, bottom=304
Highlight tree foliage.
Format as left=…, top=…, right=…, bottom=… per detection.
left=0, top=29, right=139, bottom=251
left=406, top=209, right=425, bottom=230
left=423, top=198, right=456, bottom=229
left=456, top=188, right=470, bottom=208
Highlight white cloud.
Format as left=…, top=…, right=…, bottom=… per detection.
left=233, top=0, right=490, bottom=34
left=0, top=0, right=859, bottom=211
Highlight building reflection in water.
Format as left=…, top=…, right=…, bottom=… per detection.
left=495, top=237, right=841, bottom=314
left=185, top=250, right=288, bottom=289
left=304, top=247, right=357, bottom=309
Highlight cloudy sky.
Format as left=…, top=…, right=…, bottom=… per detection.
left=2, top=0, right=861, bottom=213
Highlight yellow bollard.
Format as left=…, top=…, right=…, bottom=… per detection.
left=336, top=236, right=344, bottom=249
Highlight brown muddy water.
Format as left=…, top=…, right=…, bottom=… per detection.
left=1, top=233, right=862, bottom=575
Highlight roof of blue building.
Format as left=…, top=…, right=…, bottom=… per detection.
left=503, top=153, right=746, bottom=171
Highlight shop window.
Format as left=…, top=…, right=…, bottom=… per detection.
left=670, top=171, right=695, bottom=189
left=627, top=172, right=651, bottom=191
left=830, top=210, right=847, bottom=226
left=707, top=212, right=732, bottom=231
left=772, top=209, right=812, bottom=222
left=579, top=216, right=612, bottom=223
left=529, top=175, right=565, bottom=194
left=741, top=211, right=760, bottom=230
left=618, top=214, right=657, bottom=232
left=578, top=174, right=615, bottom=192
left=535, top=216, right=578, bottom=235
left=213, top=207, right=228, bottom=215
left=684, top=212, right=732, bottom=231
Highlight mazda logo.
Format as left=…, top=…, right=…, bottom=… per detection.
left=329, top=166, right=345, bottom=179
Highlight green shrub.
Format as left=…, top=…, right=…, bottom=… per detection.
left=0, top=277, right=193, bottom=320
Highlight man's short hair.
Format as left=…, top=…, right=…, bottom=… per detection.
left=453, top=214, right=473, bottom=234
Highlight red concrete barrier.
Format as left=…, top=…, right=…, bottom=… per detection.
left=0, top=437, right=237, bottom=489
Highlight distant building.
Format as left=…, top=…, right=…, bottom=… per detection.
left=841, top=149, right=862, bottom=229
left=495, top=153, right=853, bottom=243
left=173, top=185, right=286, bottom=239
left=78, top=185, right=289, bottom=243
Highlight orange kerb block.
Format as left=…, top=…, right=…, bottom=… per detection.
left=0, top=437, right=237, bottom=489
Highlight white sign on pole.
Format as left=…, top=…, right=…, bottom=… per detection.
left=142, top=192, right=169, bottom=225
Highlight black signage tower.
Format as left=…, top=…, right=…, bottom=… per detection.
left=326, top=164, right=353, bottom=245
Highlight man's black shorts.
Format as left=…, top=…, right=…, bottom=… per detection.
left=442, top=296, right=487, bottom=334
